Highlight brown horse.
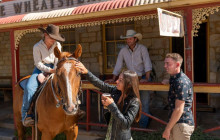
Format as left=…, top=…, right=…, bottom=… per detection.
left=13, top=44, right=83, bottom=140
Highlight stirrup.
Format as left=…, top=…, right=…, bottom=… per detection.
left=22, top=114, right=34, bottom=127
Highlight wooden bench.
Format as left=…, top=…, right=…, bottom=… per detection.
left=0, top=76, right=12, bottom=102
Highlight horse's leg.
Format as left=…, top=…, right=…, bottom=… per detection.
left=15, top=120, right=25, bottom=140
left=65, top=125, right=78, bottom=140
left=41, top=132, right=53, bottom=140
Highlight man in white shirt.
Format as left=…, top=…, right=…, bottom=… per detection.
left=106, top=29, right=152, bottom=128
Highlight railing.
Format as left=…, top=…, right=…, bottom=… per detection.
left=80, top=81, right=220, bottom=133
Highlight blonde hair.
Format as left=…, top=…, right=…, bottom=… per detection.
left=166, top=53, right=183, bottom=66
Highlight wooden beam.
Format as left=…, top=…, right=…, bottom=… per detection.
left=82, top=82, right=220, bottom=93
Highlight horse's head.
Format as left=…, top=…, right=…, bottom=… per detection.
left=53, top=44, right=82, bottom=115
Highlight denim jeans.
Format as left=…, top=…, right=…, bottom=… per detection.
left=139, top=90, right=150, bottom=128
left=139, top=75, right=151, bottom=128
left=21, top=64, right=53, bottom=121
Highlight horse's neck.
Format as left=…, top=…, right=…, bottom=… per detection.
left=43, top=76, right=60, bottom=105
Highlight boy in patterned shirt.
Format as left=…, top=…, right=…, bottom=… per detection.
left=162, top=53, right=194, bottom=140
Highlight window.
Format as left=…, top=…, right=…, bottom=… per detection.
left=60, top=28, right=76, bottom=52
left=103, top=22, right=135, bottom=74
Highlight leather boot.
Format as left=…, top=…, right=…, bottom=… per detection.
left=77, top=109, right=86, bottom=120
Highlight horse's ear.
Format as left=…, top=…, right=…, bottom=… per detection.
left=73, top=44, right=82, bottom=59
left=54, top=46, right=61, bottom=59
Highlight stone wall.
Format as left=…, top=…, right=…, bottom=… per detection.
left=0, top=32, right=12, bottom=86
left=136, top=18, right=170, bottom=82
left=136, top=18, right=170, bottom=108
left=75, top=26, right=102, bottom=76
left=19, top=32, right=42, bottom=76
left=209, top=11, right=220, bottom=108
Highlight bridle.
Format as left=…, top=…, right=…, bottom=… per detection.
left=50, top=57, right=83, bottom=110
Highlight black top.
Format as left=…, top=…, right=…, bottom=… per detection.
left=86, top=71, right=140, bottom=140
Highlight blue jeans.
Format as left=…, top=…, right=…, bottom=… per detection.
left=139, top=75, right=151, bottom=128
left=21, top=64, right=53, bottom=121
left=139, top=90, right=150, bottom=128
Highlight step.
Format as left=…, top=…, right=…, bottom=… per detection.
left=0, top=117, right=14, bottom=129
left=0, top=127, right=15, bottom=140
left=0, top=113, right=13, bottom=121
left=0, top=122, right=14, bottom=129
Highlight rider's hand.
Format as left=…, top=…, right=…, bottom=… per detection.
left=75, top=62, right=88, bottom=74
left=49, top=69, right=56, bottom=73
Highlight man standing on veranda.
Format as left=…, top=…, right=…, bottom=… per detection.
left=162, top=53, right=194, bottom=140
left=106, top=29, right=152, bottom=128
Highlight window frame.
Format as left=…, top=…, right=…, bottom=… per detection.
left=60, top=28, right=76, bottom=52
left=103, top=22, right=135, bottom=74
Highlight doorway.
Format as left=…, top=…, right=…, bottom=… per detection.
left=193, top=22, right=208, bottom=105
left=171, top=37, right=184, bottom=71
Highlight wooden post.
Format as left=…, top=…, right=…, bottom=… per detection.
left=10, top=29, right=18, bottom=130
left=184, top=8, right=196, bottom=126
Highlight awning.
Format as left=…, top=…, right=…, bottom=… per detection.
left=0, top=0, right=171, bottom=25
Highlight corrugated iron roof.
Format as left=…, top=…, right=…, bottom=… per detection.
left=22, top=7, right=75, bottom=22
left=0, top=0, right=172, bottom=25
left=134, top=0, right=171, bottom=6
left=72, top=0, right=135, bottom=14
left=0, top=14, right=25, bottom=24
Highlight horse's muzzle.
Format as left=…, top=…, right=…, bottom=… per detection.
left=63, top=104, right=78, bottom=115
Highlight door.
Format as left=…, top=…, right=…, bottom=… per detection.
left=193, top=22, right=208, bottom=105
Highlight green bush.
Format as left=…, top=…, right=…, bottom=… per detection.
left=191, top=127, right=220, bottom=140
left=131, top=128, right=220, bottom=140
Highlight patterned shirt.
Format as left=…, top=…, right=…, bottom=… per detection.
left=113, top=43, right=152, bottom=76
left=168, top=71, right=194, bottom=126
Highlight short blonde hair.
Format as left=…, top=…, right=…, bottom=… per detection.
left=166, top=53, right=183, bottom=65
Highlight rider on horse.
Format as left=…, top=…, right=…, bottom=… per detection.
left=21, top=24, right=65, bottom=126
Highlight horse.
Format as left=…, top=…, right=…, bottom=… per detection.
left=13, top=44, right=83, bottom=140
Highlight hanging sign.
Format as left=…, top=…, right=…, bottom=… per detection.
left=157, top=8, right=184, bottom=37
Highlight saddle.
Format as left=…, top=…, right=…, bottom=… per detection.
left=19, top=74, right=51, bottom=116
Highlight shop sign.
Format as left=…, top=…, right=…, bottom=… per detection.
left=157, top=8, right=184, bottom=37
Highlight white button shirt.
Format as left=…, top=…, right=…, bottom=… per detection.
left=113, top=43, right=152, bottom=76
left=33, top=40, right=62, bottom=73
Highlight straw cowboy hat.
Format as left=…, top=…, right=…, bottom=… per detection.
left=38, top=24, right=65, bottom=42
left=120, top=29, right=142, bottom=41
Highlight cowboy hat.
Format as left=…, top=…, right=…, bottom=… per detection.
left=120, top=29, right=142, bottom=41
left=38, top=24, right=65, bottom=42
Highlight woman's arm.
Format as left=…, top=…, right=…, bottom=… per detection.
left=76, top=62, right=116, bottom=93
left=107, top=98, right=140, bottom=129
left=86, top=71, right=117, bottom=93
